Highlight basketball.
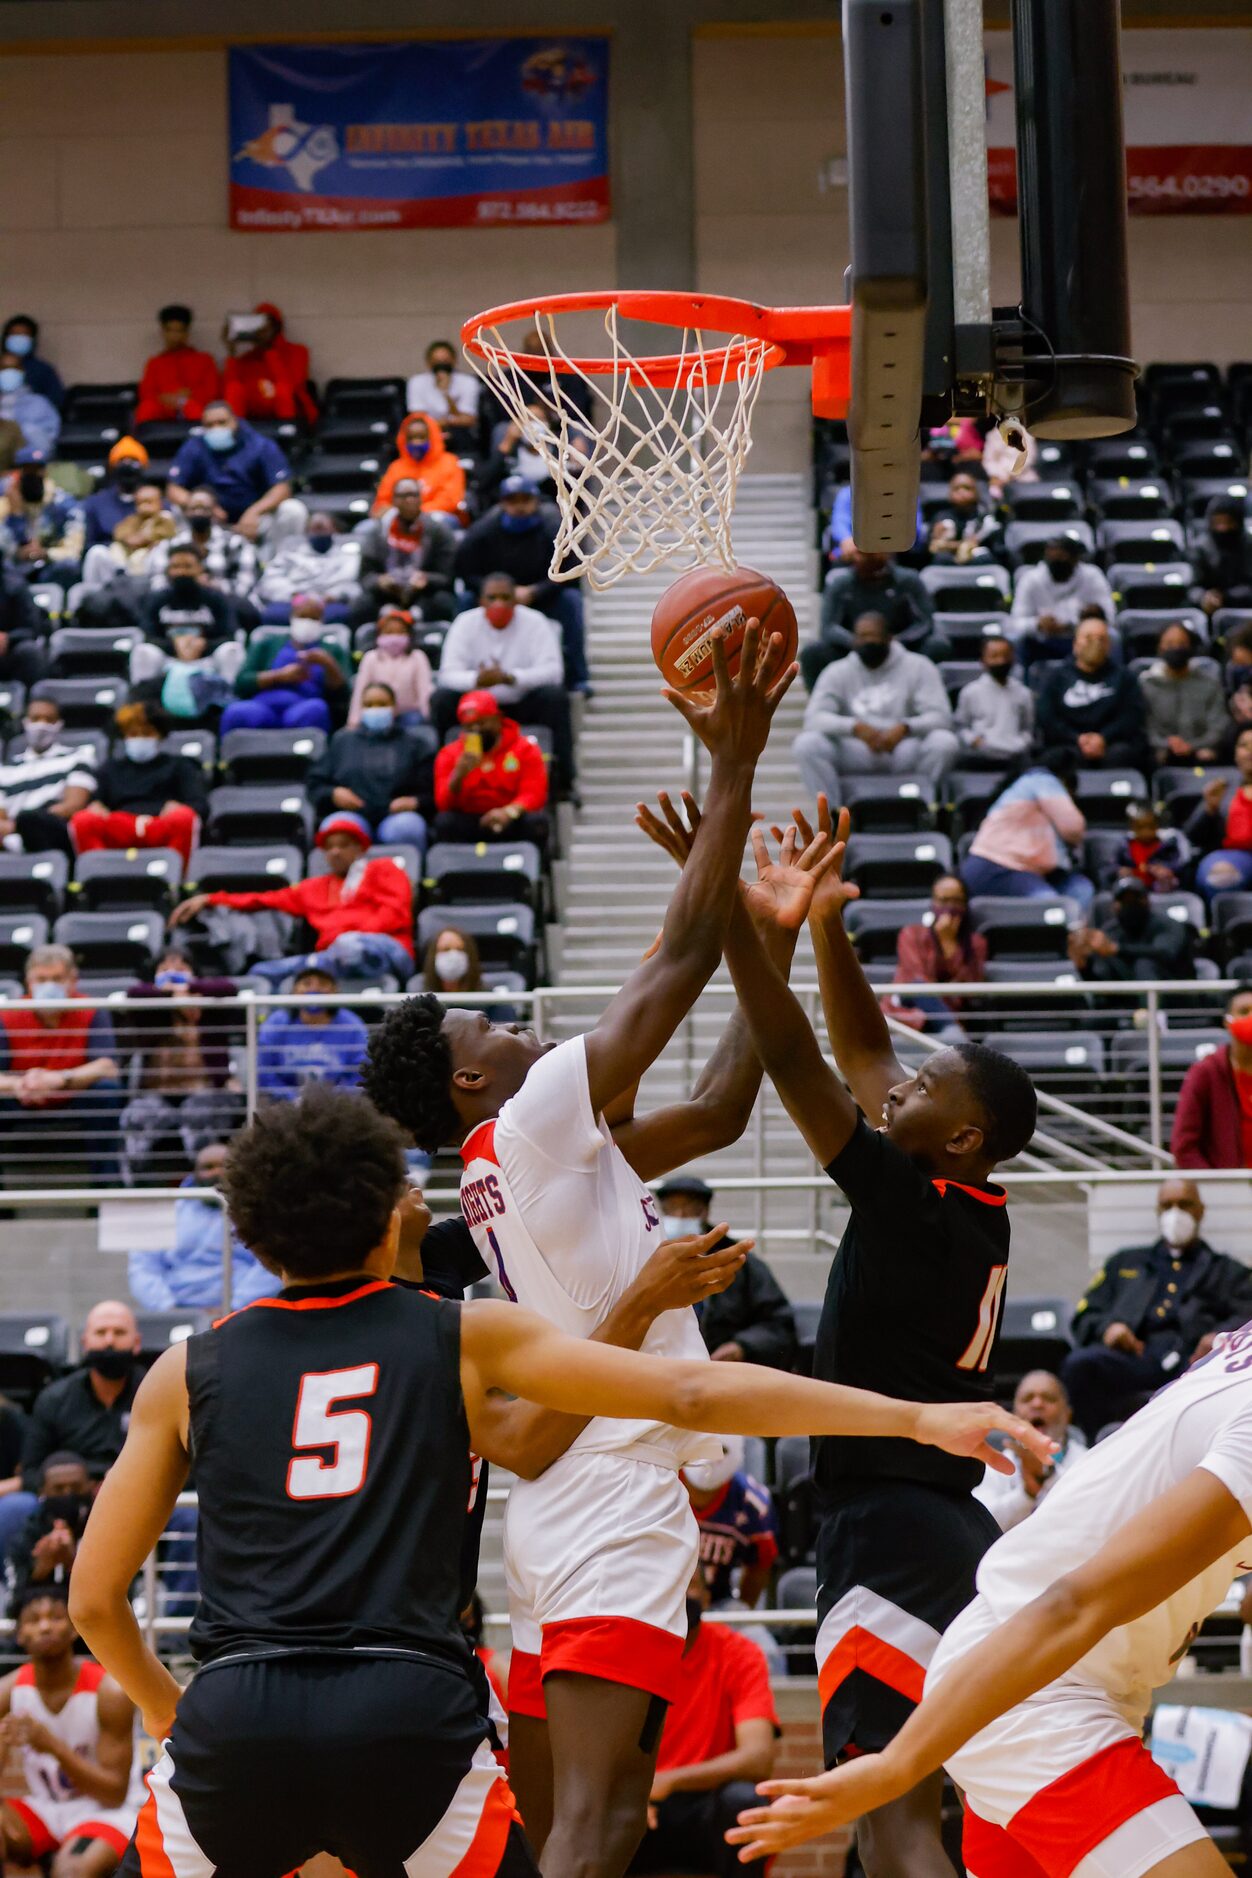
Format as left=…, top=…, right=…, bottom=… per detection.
left=650, top=565, right=798, bottom=695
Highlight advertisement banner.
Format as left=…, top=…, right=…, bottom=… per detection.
left=229, top=39, right=610, bottom=232
left=985, top=28, right=1252, bottom=215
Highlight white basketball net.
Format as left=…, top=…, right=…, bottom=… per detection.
left=464, top=305, right=772, bottom=591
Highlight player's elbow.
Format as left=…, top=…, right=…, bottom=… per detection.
left=668, top=1364, right=723, bottom=1431
left=1033, top=1572, right=1104, bottom=1650
left=67, top=1572, right=109, bottom=1640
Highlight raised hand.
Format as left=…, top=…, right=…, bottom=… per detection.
left=726, top=1763, right=884, bottom=1862
left=781, top=795, right=860, bottom=924
left=744, top=823, right=841, bottom=933
left=663, top=619, right=797, bottom=768
left=635, top=789, right=701, bottom=869
left=632, top=1225, right=750, bottom=1316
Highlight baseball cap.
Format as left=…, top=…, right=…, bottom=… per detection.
left=457, top=689, right=501, bottom=726
left=13, top=447, right=45, bottom=467
left=293, top=955, right=340, bottom=985
left=655, top=1174, right=714, bottom=1203
left=1113, top=875, right=1149, bottom=900
left=315, top=811, right=372, bottom=849
left=108, top=435, right=149, bottom=467
left=500, top=474, right=537, bottom=499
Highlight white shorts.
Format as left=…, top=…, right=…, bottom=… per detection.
left=929, top=1596, right=1206, bottom=1878
left=503, top=1448, right=698, bottom=1719
left=7, top=1793, right=138, bottom=1862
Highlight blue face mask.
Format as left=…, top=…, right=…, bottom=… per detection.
left=155, top=969, right=191, bottom=989
left=5, top=333, right=33, bottom=357
left=0, top=368, right=23, bottom=394
left=500, top=508, right=541, bottom=533
left=124, top=737, right=160, bottom=763
left=361, top=706, right=395, bottom=734
left=408, top=439, right=429, bottom=461
left=307, top=533, right=334, bottom=555
left=202, top=424, right=234, bottom=452
left=31, top=979, right=65, bottom=1003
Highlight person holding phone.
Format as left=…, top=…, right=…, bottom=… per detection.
left=432, top=689, right=550, bottom=850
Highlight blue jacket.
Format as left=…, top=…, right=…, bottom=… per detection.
left=128, top=1179, right=279, bottom=1310
left=169, top=422, right=290, bottom=523
left=256, top=1007, right=369, bottom=1097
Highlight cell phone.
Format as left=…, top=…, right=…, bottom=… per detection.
left=463, top=730, right=483, bottom=757
left=227, top=312, right=268, bottom=343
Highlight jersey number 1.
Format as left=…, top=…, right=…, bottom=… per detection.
left=287, top=1363, right=379, bottom=1501
left=956, top=1266, right=1008, bottom=1374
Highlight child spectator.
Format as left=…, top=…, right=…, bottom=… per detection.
left=128, top=1143, right=278, bottom=1309
left=1186, top=726, right=1252, bottom=900
left=682, top=1439, right=780, bottom=1610
left=348, top=607, right=434, bottom=728
left=134, top=303, right=220, bottom=425
left=256, top=961, right=370, bottom=1097
left=1112, top=801, right=1190, bottom=894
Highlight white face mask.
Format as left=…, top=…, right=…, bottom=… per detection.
left=683, top=1437, right=745, bottom=1494
left=660, top=1213, right=706, bottom=1241
left=23, top=720, right=62, bottom=753
left=289, top=620, right=322, bottom=647
left=433, top=948, right=469, bottom=984
left=1160, top=1205, right=1199, bottom=1249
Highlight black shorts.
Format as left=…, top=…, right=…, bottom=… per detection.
left=816, top=1480, right=999, bottom=1763
left=118, top=1650, right=537, bottom=1878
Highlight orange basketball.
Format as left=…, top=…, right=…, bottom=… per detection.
left=650, top=565, right=798, bottom=695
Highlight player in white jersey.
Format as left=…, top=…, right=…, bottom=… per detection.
left=728, top=1322, right=1252, bottom=1878
left=0, top=1588, right=142, bottom=1878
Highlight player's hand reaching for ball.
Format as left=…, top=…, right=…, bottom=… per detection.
left=914, top=1401, right=1058, bottom=1477
left=784, top=796, right=860, bottom=925
left=632, top=1224, right=750, bottom=1317
left=745, top=822, right=841, bottom=932
left=663, top=619, right=796, bottom=768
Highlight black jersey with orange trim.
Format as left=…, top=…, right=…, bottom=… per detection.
left=814, top=1118, right=1011, bottom=1498
left=185, top=1276, right=475, bottom=1669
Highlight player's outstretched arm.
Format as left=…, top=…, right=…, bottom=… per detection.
left=726, top=1464, right=1251, bottom=1862
left=68, top=1348, right=188, bottom=1744
left=462, top=1298, right=1052, bottom=1469
left=582, top=622, right=796, bottom=1120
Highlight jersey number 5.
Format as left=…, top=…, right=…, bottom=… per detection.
left=956, top=1266, right=1008, bottom=1374
left=287, top=1363, right=379, bottom=1501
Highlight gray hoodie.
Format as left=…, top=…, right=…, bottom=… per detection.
left=804, top=640, right=954, bottom=738
left=955, top=670, right=1035, bottom=756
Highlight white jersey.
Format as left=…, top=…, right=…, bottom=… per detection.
left=11, top=1660, right=145, bottom=1811
left=965, top=1323, right=1252, bottom=1723
left=459, top=1035, right=717, bottom=1467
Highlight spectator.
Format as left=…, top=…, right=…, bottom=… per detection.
left=0, top=316, right=63, bottom=410
left=348, top=607, right=434, bottom=728
left=70, top=702, right=205, bottom=869
left=1111, top=800, right=1189, bottom=894
left=822, top=485, right=923, bottom=565
left=0, top=699, right=95, bottom=858
left=81, top=479, right=177, bottom=590
left=4, top=1453, right=93, bottom=1603
left=480, top=388, right=591, bottom=503
left=119, top=948, right=241, bottom=1184
left=954, top=635, right=1035, bottom=770
left=129, top=1141, right=279, bottom=1310
left=405, top=339, right=481, bottom=440
left=0, top=351, right=60, bottom=458
left=432, top=574, right=573, bottom=792
left=983, top=419, right=1038, bottom=497
left=250, top=511, right=362, bottom=620
left=256, top=959, right=370, bottom=1097
left=1172, top=983, right=1252, bottom=1169
left=222, top=301, right=316, bottom=427
left=167, top=400, right=299, bottom=545
left=961, top=761, right=1093, bottom=909
left=420, top=925, right=484, bottom=995
left=81, top=437, right=151, bottom=552
left=655, top=1175, right=798, bottom=1370
left=0, top=945, right=120, bottom=1181
left=433, top=690, right=550, bottom=849
left=0, top=567, right=46, bottom=689
left=170, top=810, right=415, bottom=987
left=454, top=477, right=590, bottom=692
left=1036, top=615, right=1149, bottom=772
left=308, top=683, right=431, bottom=854
left=1140, top=623, right=1228, bottom=768
left=974, top=1371, right=1086, bottom=1531
left=133, top=302, right=221, bottom=425
left=1192, top=494, right=1252, bottom=620
left=352, top=480, right=457, bottom=625
left=884, top=873, right=988, bottom=1036
left=1066, top=874, right=1195, bottom=983
left=682, top=1438, right=779, bottom=1609
left=926, top=470, right=1004, bottom=564
left=793, top=611, right=958, bottom=802
left=1062, top=1176, right=1252, bottom=1438
left=1009, top=535, right=1114, bottom=642
left=1184, top=726, right=1252, bottom=900
left=372, top=413, right=466, bottom=520
left=0, top=450, right=83, bottom=591
left=147, top=486, right=259, bottom=604
left=808, top=549, right=941, bottom=686
left=220, top=597, right=350, bottom=734
left=628, top=1568, right=777, bottom=1878
left=922, top=416, right=983, bottom=465
left=0, top=404, right=23, bottom=474
left=130, top=620, right=238, bottom=727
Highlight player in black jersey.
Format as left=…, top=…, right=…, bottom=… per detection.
left=66, top=1084, right=1047, bottom=1878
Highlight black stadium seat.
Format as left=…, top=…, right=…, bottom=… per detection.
left=423, top=842, right=543, bottom=909
left=1001, top=481, right=1082, bottom=523
left=839, top=775, right=936, bottom=833
left=1003, top=520, right=1094, bottom=567
left=1094, top=520, right=1186, bottom=565
left=48, top=627, right=142, bottom=678
left=1154, top=765, right=1236, bottom=826
left=0, top=913, right=49, bottom=975
left=844, top=832, right=953, bottom=899
left=184, top=844, right=304, bottom=896
left=920, top=565, right=1012, bottom=612
left=843, top=898, right=932, bottom=962
left=321, top=376, right=406, bottom=424
left=29, top=678, right=125, bottom=730
left=62, top=383, right=137, bottom=427
left=993, top=1297, right=1073, bottom=1400
left=205, top=786, right=313, bottom=850
left=0, top=1313, right=70, bottom=1407
left=73, top=849, right=183, bottom=912
left=135, top=1310, right=213, bottom=1368
left=1213, top=894, right=1252, bottom=964
left=968, top=896, right=1071, bottom=960
left=0, top=851, right=68, bottom=919
left=1073, top=770, right=1148, bottom=829
left=982, top=1030, right=1106, bottom=1098
left=1107, top=562, right=1194, bottom=611
left=220, top=728, right=327, bottom=786
left=53, top=909, right=163, bottom=974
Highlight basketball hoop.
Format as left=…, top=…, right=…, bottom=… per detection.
left=461, top=292, right=850, bottom=591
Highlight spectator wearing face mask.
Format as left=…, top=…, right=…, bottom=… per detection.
left=1062, top=1177, right=1252, bottom=1439
left=1111, top=801, right=1190, bottom=895
left=120, top=949, right=241, bottom=1184
left=220, top=597, right=350, bottom=734
left=348, top=608, right=434, bottom=728
left=1066, top=875, right=1195, bottom=984
left=1009, top=535, right=1114, bottom=644
left=954, top=635, right=1034, bottom=770
left=883, top=873, right=988, bottom=1038
left=147, top=487, right=259, bottom=602
left=0, top=946, right=120, bottom=1183
left=421, top=926, right=484, bottom=995
left=793, top=609, right=958, bottom=802
left=308, top=682, right=430, bottom=856
left=0, top=317, right=63, bottom=411
left=0, top=450, right=83, bottom=591
left=81, top=479, right=177, bottom=591
left=1140, top=623, right=1229, bottom=769
left=455, top=477, right=590, bottom=692
left=371, top=412, right=466, bottom=520
left=128, top=1141, right=278, bottom=1311
left=69, top=702, right=206, bottom=869
left=134, top=303, right=221, bottom=426
left=222, top=301, right=316, bottom=427
left=974, top=1371, right=1086, bottom=1531
left=256, top=960, right=370, bottom=1098
left=405, top=340, right=481, bottom=439
left=352, top=480, right=457, bottom=625
left=138, top=539, right=236, bottom=644
left=1184, top=725, right=1252, bottom=901
left=1036, top=615, right=1149, bottom=772
left=433, top=690, right=550, bottom=849
left=432, top=573, right=574, bottom=793
left=655, top=1175, right=798, bottom=1370
left=81, top=437, right=152, bottom=552
left=3, top=1453, right=94, bottom=1604
left=808, top=549, right=942, bottom=686
left=1172, top=984, right=1252, bottom=1170
left=1192, top=495, right=1252, bottom=620
left=0, top=351, right=60, bottom=458
left=682, top=1438, right=780, bottom=1613
left=167, top=401, right=300, bottom=546
left=250, top=511, right=362, bottom=620
left=0, top=700, right=95, bottom=858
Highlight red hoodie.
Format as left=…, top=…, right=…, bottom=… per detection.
left=206, top=859, right=414, bottom=956
left=1172, top=1044, right=1251, bottom=1169
left=223, top=303, right=316, bottom=427
left=372, top=413, right=466, bottom=518
left=435, top=718, right=549, bottom=816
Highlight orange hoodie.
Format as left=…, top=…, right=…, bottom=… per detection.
left=372, top=412, right=466, bottom=518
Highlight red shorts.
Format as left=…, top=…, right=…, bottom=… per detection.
left=5, top=1795, right=133, bottom=1861
left=507, top=1617, right=685, bottom=1722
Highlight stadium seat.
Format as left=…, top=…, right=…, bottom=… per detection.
left=920, top=565, right=1012, bottom=611
left=72, top=973, right=138, bottom=1001
left=62, top=383, right=137, bottom=427
left=0, top=679, right=26, bottom=725
left=948, top=770, right=1008, bottom=840
left=321, top=376, right=407, bottom=424
left=937, top=660, right=983, bottom=703
left=1081, top=830, right=1126, bottom=886
left=1002, top=483, right=1083, bottom=524
left=1091, top=888, right=1205, bottom=937
left=135, top=1310, right=213, bottom=1367
left=133, top=418, right=192, bottom=456
left=1109, top=1031, right=1226, bottom=1104
left=968, top=897, right=1071, bottom=960
left=1213, top=894, right=1252, bottom=963
left=1107, top=563, right=1194, bottom=610
left=1073, top=770, right=1148, bottom=828
left=1144, top=361, right=1222, bottom=399
left=314, top=414, right=396, bottom=453
left=982, top=1030, right=1106, bottom=1097
left=843, top=832, right=952, bottom=899
left=1095, top=520, right=1187, bottom=565
left=0, top=851, right=68, bottom=919
left=205, top=786, right=312, bottom=849
left=1117, top=610, right=1211, bottom=661
left=184, top=844, right=304, bottom=896
left=29, top=677, right=125, bottom=729
left=308, top=843, right=422, bottom=890
left=792, top=1301, right=822, bottom=1375
left=1172, top=439, right=1247, bottom=481
left=1154, top=765, right=1236, bottom=825
left=774, top=1434, right=812, bottom=1492
left=1179, top=476, right=1250, bottom=523
left=1084, top=444, right=1161, bottom=484
left=165, top=727, right=217, bottom=770
left=220, top=728, right=327, bottom=786
left=73, top=848, right=183, bottom=912
left=1162, top=407, right=1238, bottom=449
left=423, top=842, right=543, bottom=909
left=0, top=1313, right=71, bottom=1406
left=1004, top=520, right=1095, bottom=568
left=416, top=903, right=535, bottom=977
left=839, top=775, right=936, bottom=833
left=844, top=898, right=933, bottom=962
left=775, top=1565, right=818, bottom=1613
left=931, top=612, right=1011, bottom=658
left=0, top=912, right=48, bottom=976
left=53, top=909, right=163, bottom=974
left=993, top=1297, right=1072, bottom=1399
left=300, top=450, right=385, bottom=495
left=47, top=626, right=143, bottom=678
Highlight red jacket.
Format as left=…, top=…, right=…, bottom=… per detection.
left=434, top=718, right=549, bottom=816
left=134, top=346, right=221, bottom=425
left=0, top=1004, right=97, bottom=1106
left=1171, top=1044, right=1246, bottom=1168
left=207, top=860, right=414, bottom=957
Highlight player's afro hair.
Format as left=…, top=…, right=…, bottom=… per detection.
left=951, top=1042, right=1037, bottom=1166
left=359, top=994, right=462, bottom=1154
left=222, top=1082, right=409, bottom=1278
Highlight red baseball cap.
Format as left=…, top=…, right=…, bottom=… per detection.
left=457, top=690, right=500, bottom=725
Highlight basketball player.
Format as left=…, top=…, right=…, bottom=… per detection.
left=0, top=1587, right=142, bottom=1878
left=730, top=1324, right=1252, bottom=1878
left=683, top=794, right=1038, bottom=1878
left=67, top=1085, right=1047, bottom=1878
